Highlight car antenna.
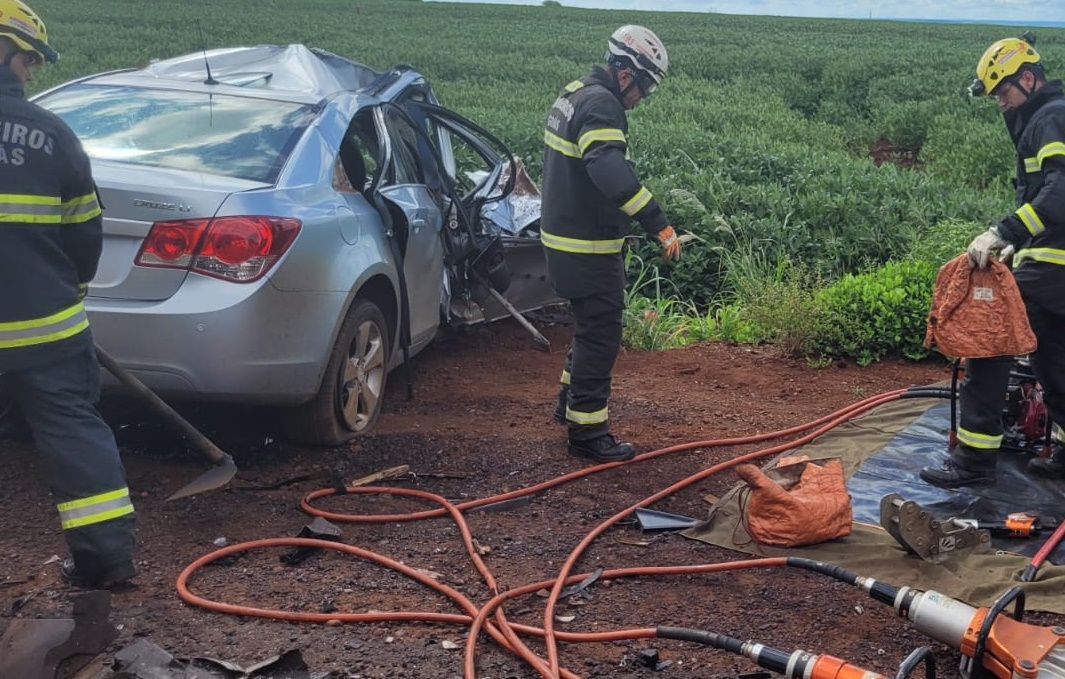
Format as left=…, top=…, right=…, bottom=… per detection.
left=198, top=23, right=219, bottom=85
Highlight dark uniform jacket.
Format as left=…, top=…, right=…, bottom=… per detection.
left=995, top=79, right=1065, bottom=314
left=540, top=66, right=668, bottom=298
left=0, top=66, right=102, bottom=371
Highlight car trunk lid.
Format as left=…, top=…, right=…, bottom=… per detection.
left=89, top=161, right=267, bottom=301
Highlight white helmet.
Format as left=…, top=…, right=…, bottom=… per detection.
left=607, top=25, right=668, bottom=85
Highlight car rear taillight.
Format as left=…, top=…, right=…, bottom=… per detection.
left=136, top=216, right=301, bottom=282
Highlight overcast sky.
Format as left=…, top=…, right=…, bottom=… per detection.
left=429, top=0, right=1065, bottom=24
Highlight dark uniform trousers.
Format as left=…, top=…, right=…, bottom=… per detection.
left=561, top=288, right=625, bottom=441
left=959, top=297, right=1065, bottom=450
left=7, top=344, right=135, bottom=572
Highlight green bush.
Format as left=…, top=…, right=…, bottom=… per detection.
left=812, top=260, right=937, bottom=365
left=907, top=217, right=984, bottom=267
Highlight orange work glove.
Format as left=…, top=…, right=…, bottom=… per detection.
left=656, top=225, right=681, bottom=261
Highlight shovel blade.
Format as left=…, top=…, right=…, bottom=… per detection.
left=166, top=455, right=238, bottom=501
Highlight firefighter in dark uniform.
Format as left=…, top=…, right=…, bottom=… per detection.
left=541, top=25, right=681, bottom=464
left=0, top=0, right=136, bottom=587
left=921, top=35, right=1065, bottom=487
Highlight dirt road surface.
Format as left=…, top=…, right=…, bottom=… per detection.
left=2, top=317, right=1060, bottom=678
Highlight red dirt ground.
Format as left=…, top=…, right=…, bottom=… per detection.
left=2, top=317, right=1061, bottom=678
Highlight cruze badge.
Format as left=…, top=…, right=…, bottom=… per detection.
left=132, top=198, right=192, bottom=212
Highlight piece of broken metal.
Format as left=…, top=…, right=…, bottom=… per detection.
left=559, top=567, right=603, bottom=600
left=470, top=496, right=532, bottom=514
left=0, top=590, right=117, bottom=679
left=636, top=647, right=674, bottom=671
left=634, top=508, right=701, bottom=531
left=113, top=639, right=324, bottom=678
left=280, top=517, right=344, bottom=565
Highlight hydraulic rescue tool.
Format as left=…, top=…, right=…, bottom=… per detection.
left=880, top=493, right=991, bottom=563
left=656, top=625, right=935, bottom=679
left=658, top=559, right=1065, bottom=679
left=786, top=558, right=1065, bottom=679
left=957, top=513, right=1059, bottom=539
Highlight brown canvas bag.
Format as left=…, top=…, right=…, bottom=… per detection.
left=924, top=254, right=1036, bottom=359
left=735, top=458, right=852, bottom=547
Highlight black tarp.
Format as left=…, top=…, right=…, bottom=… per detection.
left=684, top=395, right=1065, bottom=614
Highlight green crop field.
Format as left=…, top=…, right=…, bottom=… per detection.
left=26, top=0, right=1065, bottom=360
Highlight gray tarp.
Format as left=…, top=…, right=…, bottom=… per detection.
left=683, top=396, right=1065, bottom=614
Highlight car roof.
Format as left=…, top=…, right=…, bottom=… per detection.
left=78, top=44, right=391, bottom=103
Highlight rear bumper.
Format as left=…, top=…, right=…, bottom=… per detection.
left=88, top=276, right=347, bottom=406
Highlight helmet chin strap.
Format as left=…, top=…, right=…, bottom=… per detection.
left=614, top=68, right=640, bottom=101
left=1010, top=71, right=1036, bottom=99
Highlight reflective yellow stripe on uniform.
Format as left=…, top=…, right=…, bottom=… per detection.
left=541, top=230, right=625, bottom=255
left=0, top=193, right=63, bottom=224
left=63, top=192, right=102, bottom=224
left=1014, top=247, right=1065, bottom=266
left=956, top=427, right=1003, bottom=450
left=564, top=80, right=585, bottom=93
left=544, top=130, right=581, bottom=158
left=57, top=488, right=135, bottom=530
left=1015, top=203, right=1045, bottom=236
left=0, top=301, right=89, bottom=349
left=1037, top=141, right=1065, bottom=167
left=620, top=186, right=652, bottom=216
left=577, top=128, right=626, bottom=155
left=566, top=406, right=608, bottom=425
left=560, top=369, right=571, bottom=386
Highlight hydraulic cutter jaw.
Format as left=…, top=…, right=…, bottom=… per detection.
left=958, top=611, right=1065, bottom=679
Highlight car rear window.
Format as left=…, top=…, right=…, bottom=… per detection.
left=36, top=84, right=316, bottom=183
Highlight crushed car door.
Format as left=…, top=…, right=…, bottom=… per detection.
left=402, top=101, right=561, bottom=325
left=352, top=103, right=447, bottom=351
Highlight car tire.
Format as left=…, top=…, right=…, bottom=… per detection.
left=283, top=299, right=390, bottom=447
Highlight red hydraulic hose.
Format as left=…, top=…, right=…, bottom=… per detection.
left=537, top=389, right=906, bottom=678
left=176, top=385, right=932, bottom=679
left=1022, top=518, right=1065, bottom=581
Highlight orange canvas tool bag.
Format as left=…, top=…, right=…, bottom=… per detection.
left=735, top=458, right=852, bottom=547
left=924, top=254, right=1036, bottom=359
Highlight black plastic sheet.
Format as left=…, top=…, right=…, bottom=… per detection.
left=848, top=401, right=1065, bottom=562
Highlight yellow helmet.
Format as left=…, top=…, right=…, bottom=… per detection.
left=0, top=0, right=57, bottom=64
left=970, top=37, right=1039, bottom=96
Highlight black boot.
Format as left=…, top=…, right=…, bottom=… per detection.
left=919, top=445, right=996, bottom=488
left=568, top=433, right=635, bottom=463
left=61, top=557, right=135, bottom=589
left=553, top=388, right=567, bottom=425
left=1028, top=444, right=1065, bottom=479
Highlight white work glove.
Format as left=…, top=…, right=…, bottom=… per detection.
left=999, top=243, right=1016, bottom=266
left=966, top=228, right=1009, bottom=269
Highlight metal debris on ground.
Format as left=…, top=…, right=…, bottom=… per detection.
left=636, top=647, right=674, bottom=671
left=0, top=590, right=117, bottom=679
left=111, top=640, right=331, bottom=678
left=634, top=508, right=701, bottom=531
left=280, top=517, right=345, bottom=565
left=559, top=567, right=603, bottom=600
